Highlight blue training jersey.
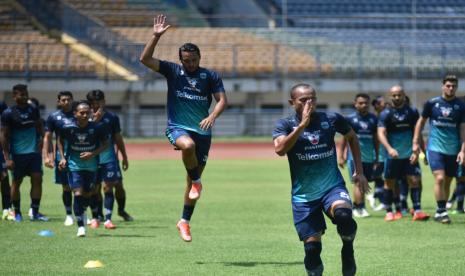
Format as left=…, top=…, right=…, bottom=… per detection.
left=158, top=60, right=225, bottom=135
left=378, top=105, right=419, bottom=159
left=60, top=121, right=108, bottom=172
left=97, top=110, right=120, bottom=164
left=345, top=112, right=377, bottom=163
left=45, top=109, right=75, bottom=161
left=421, top=96, right=465, bottom=155
left=1, top=104, right=40, bottom=155
left=0, top=101, right=8, bottom=152
left=272, top=112, right=351, bottom=203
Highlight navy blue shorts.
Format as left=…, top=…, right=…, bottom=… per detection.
left=384, top=158, right=421, bottom=180
left=97, top=161, right=122, bottom=183
left=292, top=185, right=352, bottom=241
left=165, top=127, right=212, bottom=166
left=54, top=160, right=68, bottom=185
left=348, top=161, right=374, bottom=182
left=68, top=170, right=97, bottom=192
left=11, top=153, right=42, bottom=181
left=427, top=150, right=458, bottom=178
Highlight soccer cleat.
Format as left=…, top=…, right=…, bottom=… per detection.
left=89, top=219, right=100, bottom=229
left=30, top=213, right=50, bottom=222
left=359, top=208, right=370, bottom=218
left=434, top=212, right=451, bottom=224
left=64, top=215, right=74, bottom=226
left=412, top=211, right=430, bottom=221
left=373, top=203, right=386, bottom=212
left=76, top=226, right=86, bottom=237
left=352, top=209, right=362, bottom=218
left=118, top=210, right=134, bottom=222
left=384, top=212, right=395, bottom=222
left=188, top=182, right=202, bottom=200
left=451, top=209, right=465, bottom=215
left=394, top=211, right=403, bottom=220
left=2, top=209, right=15, bottom=221
left=14, top=212, right=23, bottom=222
left=367, top=194, right=376, bottom=209
left=104, top=220, right=116, bottom=229
left=176, top=220, right=192, bottom=242
left=306, top=263, right=324, bottom=276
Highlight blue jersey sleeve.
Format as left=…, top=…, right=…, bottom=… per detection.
left=0, top=109, right=11, bottom=127
left=378, top=109, right=389, bottom=127
left=412, top=108, right=419, bottom=124
left=209, top=71, right=225, bottom=94
left=45, top=114, right=55, bottom=133
left=112, top=114, right=121, bottom=134
left=421, top=100, right=433, bottom=118
left=272, top=118, right=291, bottom=140
left=158, top=60, right=178, bottom=80
left=333, top=113, right=351, bottom=135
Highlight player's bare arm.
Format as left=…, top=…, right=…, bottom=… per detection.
left=139, top=14, right=171, bottom=72
left=378, top=126, right=398, bottom=158
left=57, top=135, right=67, bottom=170
left=114, top=132, right=129, bottom=171
left=42, top=131, right=54, bottom=168
left=411, top=116, right=427, bottom=164
left=457, top=122, right=465, bottom=165
left=80, top=139, right=109, bottom=161
left=199, top=92, right=228, bottom=131
left=1, top=126, right=13, bottom=170
left=337, top=138, right=347, bottom=168
left=274, top=100, right=313, bottom=156
left=344, top=129, right=370, bottom=194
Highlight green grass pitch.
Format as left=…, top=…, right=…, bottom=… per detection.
left=1, top=159, right=465, bottom=275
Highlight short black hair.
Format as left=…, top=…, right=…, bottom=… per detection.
left=289, top=83, right=315, bottom=98
left=355, top=93, right=370, bottom=101
left=179, top=43, right=201, bottom=59
left=58, top=91, right=73, bottom=100
left=28, top=97, right=39, bottom=108
left=12, top=84, right=27, bottom=93
left=86, top=89, right=105, bottom=101
left=371, top=96, right=384, bottom=107
left=443, top=74, right=458, bottom=85
left=72, top=100, right=90, bottom=112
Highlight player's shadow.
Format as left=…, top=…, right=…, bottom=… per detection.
left=196, top=261, right=301, bottom=267
left=96, top=233, right=157, bottom=238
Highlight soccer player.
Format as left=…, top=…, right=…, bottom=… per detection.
left=412, top=75, right=465, bottom=224
left=43, top=91, right=75, bottom=226
left=0, top=100, right=13, bottom=221
left=378, top=85, right=429, bottom=222
left=57, top=101, right=109, bottom=237
left=338, top=93, right=378, bottom=218
left=140, top=14, right=227, bottom=242
left=1, top=84, right=47, bottom=222
left=273, top=83, right=368, bottom=276
left=86, top=89, right=132, bottom=229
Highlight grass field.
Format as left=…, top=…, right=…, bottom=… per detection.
left=1, top=159, right=465, bottom=275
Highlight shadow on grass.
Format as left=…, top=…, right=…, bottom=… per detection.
left=196, top=261, right=301, bottom=267
left=96, top=233, right=157, bottom=238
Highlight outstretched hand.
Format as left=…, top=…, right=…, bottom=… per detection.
left=153, top=14, right=171, bottom=37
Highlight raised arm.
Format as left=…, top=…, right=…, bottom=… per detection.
left=139, top=14, right=171, bottom=72
left=199, top=92, right=228, bottom=131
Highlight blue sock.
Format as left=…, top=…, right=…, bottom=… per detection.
left=456, top=182, right=465, bottom=210
left=116, top=195, right=126, bottom=213
left=436, top=200, right=446, bottom=213
left=182, top=204, right=195, bottom=221
left=304, top=241, right=322, bottom=270
left=410, top=187, right=421, bottom=211
left=31, top=198, right=40, bottom=216
left=97, top=195, right=103, bottom=218
left=393, top=196, right=401, bottom=212
left=73, top=195, right=85, bottom=227
left=374, top=178, right=384, bottom=203
left=62, top=191, right=72, bottom=215
left=186, top=167, right=200, bottom=182
left=90, top=194, right=99, bottom=219
left=1, top=177, right=10, bottom=209
left=384, top=189, right=393, bottom=212
left=104, top=191, right=114, bottom=221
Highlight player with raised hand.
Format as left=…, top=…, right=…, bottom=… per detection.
left=140, top=14, right=227, bottom=242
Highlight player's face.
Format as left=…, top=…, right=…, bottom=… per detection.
left=13, top=89, right=28, bottom=106
left=354, top=97, right=369, bottom=115
left=58, top=96, right=73, bottom=112
left=389, top=88, right=405, bottom=108
left=442, top=81, right=457, bottom=99
left=290, top=88, right=317, bottom=115
left=74, top=105, right=90, bottom=126
left=89, top=99, right=104, bottom=112
left=180, top=51, right=200, bottom=73
left=374, top=98, right=386, bottom=113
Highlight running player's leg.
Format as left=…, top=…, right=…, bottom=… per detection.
left=383, top=159, right=400, bottom=221
left=428, top=150, right=453, bottom=223
left=55, top=161, right=73, bottom=224
left=29, top=153, right=47, bottom=221
left=115, top=183, right=133, bottom=221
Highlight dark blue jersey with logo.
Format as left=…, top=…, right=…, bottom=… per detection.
left=98, top=110, right=120, bottom=164
left=273, top=112, right=351, bottom=202
left=421, top=96, right=465, bottom=155
left=45, top=109, right=75, bottom=161
left=378, top=105, right=419, bottom=159
left=158, top=60, right=225, bottom=135
left=345, top=112, right=377, bottom=163
left=1, top=104, right=40, bottom=155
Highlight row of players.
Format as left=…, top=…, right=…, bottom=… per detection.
left=0, top=85, right=133, bottom=237
left=337, top=76, right=465, bottom=224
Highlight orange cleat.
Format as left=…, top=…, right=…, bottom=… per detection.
left=394, top=211, right=403, bottom=220
left=104, top=220, right=117, bottom=229
left=176, top=220, right=192, bottom=242
left=412, top=211, right=430, bottom=221
left=188, top=182, right=203, bottom=200
left=89, top=218, right=100, bottom=229
left=384, top=212, right=395, bottom=222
